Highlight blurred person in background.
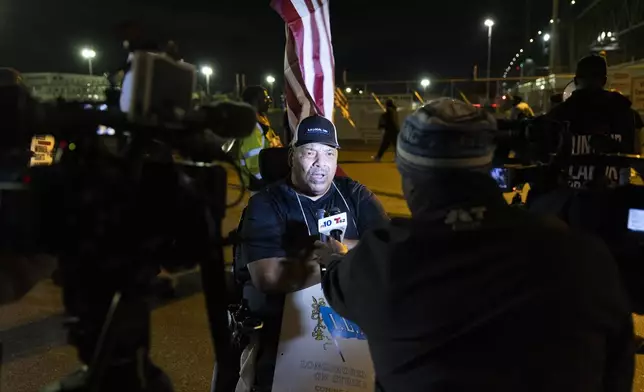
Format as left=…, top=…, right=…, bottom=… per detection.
left=509, top=96, right=535, bottom=120
left=237, top=86, right=283, bottom=191
left=547, top=55, right=639, bottom=188
left=318, top=98, right=634, bottom=392
left=373, top=99, right=400, bottom=162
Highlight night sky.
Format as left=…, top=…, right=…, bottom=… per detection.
left=1, top=0, right=554, bottom=91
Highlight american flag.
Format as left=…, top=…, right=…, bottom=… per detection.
left=271, top=0, right=335, bottom=135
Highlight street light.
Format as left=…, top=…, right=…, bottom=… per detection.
left=345, top=87, right=352, bottom=94
left=543, top=33, right=551, bottom=42
left=201, top=66, right=213, bottom=96
left=81, top=48, right=96, bottom=76
left=484, top=18, right=495, bottom=102
left=265, top=75, right=276, bottom=102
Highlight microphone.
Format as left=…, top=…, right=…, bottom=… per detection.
left=316, top=209, right=328, bottom=276
left=316, top=209, right=328, bottom=243
left=317, top=207, right=348, bottom=243
left=328, top=207, right=345, bottom=243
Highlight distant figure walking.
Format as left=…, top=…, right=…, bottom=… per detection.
left=374, top=99, right=400, bottom=162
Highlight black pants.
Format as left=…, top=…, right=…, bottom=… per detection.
left=376, top=131, right=397, bottom=159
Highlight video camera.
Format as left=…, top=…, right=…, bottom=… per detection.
left=491, top=114, right=644, bottom=311
left=0, top=52, right=256, bottom=392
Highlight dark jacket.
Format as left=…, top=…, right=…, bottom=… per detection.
left=547, top=89, right=639, bottom=187
left=322, top=176, right=634, bottom=392
left=548, top=89, right=638, bottom=154
left=378, top=107, right=400, bottom=135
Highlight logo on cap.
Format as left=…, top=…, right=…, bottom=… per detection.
left=305, top=127, right=329, bottom=135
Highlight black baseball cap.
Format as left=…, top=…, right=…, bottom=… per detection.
left=293, top=115, right=340, bottom=148
left=576, top=55, right=607, bottom=79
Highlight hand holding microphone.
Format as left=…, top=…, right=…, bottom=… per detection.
left=318, top=207, right=348, bottom=243
left=315, top=208, right=349, bottom=268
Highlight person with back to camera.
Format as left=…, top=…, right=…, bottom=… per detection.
left=547, top=54, right=640, bottom=188
left=235, top=114, right=389, bottom=391
left=317, top=98, right=634, bottom=392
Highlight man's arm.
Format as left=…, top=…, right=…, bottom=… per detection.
left=247, top=255, right=320, bottom=294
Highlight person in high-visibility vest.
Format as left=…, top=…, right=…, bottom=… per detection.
left=238, top=86, right=283, bottom=191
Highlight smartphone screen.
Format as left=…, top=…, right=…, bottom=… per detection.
left=627, top=209, right=644, bottom=232
left=490, top=167, right=509, bottom=190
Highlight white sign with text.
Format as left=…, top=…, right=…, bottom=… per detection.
left=632, top=77, right=644, bottom=114
left=271, top=284, right=375, bottom=392
left=608, top=72, right=632, bottom=97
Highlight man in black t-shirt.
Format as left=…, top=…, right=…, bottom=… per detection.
left=237, top=114, right=388, bottom=390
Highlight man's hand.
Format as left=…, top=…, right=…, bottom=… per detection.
left=313, top=239, right=348, bottom=266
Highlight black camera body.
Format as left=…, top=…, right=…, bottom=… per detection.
left=492, top=115, right=644, bottom=311
left=0, top=60, right=256, bottom=391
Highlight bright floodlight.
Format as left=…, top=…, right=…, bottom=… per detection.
left=550, top=19, right=554, bottom=24
left=266, top=75, right=276, bottom=84
left=201, top=66, right=213, bottom=76
left=571, top=0, right=575, bottom=4
left=420, top=78, right=431, bottom=88
left=345, top=87, right=352, bottom=93
left=543, top=33, right=551, bottom=42
left=520, top=49, right=524, bottom=53
left=81, top=48, right=96, bottom=59
left=538, top=30, right=542, bottom=35
left=484, top=19, right=494, bottom=27
left=530, top=38, right=534, bottom=42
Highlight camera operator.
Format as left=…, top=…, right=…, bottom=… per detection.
left=237, top=114, right=388, bottom=390
left=547, top=55, right=640, bottom=188
left=319, top=98, right=634, bottom=392
left=237, top=86, right=283, bottom=191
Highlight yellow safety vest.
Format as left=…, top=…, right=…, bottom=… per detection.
left=238, top=123, right=266, bottom=187
left=238, top=115, right=283, bottom=187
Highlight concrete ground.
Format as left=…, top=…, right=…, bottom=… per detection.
left=2, top=149, right=644, bottom=391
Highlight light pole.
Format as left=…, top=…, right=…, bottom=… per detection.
left=81, top=48, right=96, bottom=76
left=266, top=75, right=276, bottom=103
left=484, top=19, right=495, bottom=102
left=420, top=78, right=431, bottom=96
left=201, top=66, right=213, bottom=96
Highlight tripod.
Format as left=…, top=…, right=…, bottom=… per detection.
left=33, top=138, right=238, bottom=392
